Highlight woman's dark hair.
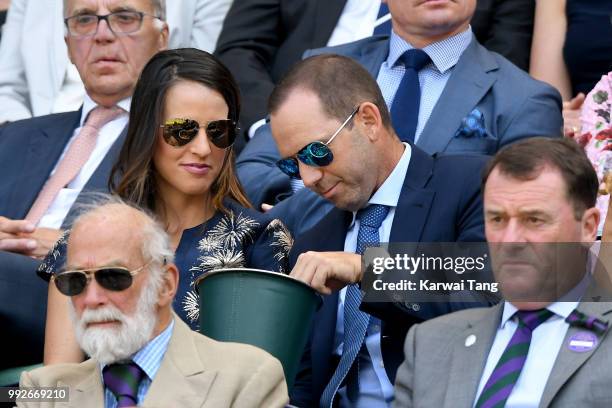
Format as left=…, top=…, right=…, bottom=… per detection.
left=109, top=48, right=251, bottom=217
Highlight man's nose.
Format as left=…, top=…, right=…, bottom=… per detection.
left=500, top=219, right=528, bottom=243
left=78, top=277, right=109, bottom=310
left=93, top=17, right=116, bottom=42
left=298, top=162, right=323, bottom=189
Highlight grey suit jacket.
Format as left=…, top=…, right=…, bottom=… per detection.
left=18, top=316, right=289, bottom=408
left=393, top=300, right=612, bottom=407
left=236, top=34, right=562, bottom=208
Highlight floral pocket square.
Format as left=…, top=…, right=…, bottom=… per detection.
left=454, top=108, right=488, bottom=138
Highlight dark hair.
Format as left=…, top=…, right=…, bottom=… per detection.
left=268, top=54, right=392, bottom=129
left=109, top=48, right=250, bottom=217
left=482, top=137, right=598, bottom=219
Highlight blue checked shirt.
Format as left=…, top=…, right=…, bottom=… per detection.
left=102, top=319, right=175, bottom=408
left=376, top=27, right=473, bottom=143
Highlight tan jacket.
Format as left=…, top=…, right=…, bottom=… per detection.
left=17, top=317, right=289, bottom=408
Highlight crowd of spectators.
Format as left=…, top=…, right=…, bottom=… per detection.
left=1, top=0, right=612, bottom=407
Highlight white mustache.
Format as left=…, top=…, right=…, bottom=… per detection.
left=79, top=305, right=125, bottom=326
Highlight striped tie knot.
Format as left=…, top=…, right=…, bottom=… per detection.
left=516, top=308, right=555, bottom=332
left=566, top=309, right=609, bottom=334
left=103, top=361, right=146, bottom=407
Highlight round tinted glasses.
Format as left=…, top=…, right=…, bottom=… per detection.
left=276, top=106, right=359, bottom=179
left=53, top=263, right=150, bottom=296
left=160, top=118, right=237, bottom=149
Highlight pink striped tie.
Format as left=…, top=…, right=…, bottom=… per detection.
left=26, top=106, right=124, bottom=224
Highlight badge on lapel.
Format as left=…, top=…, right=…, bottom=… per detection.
left=454, top=108, right=488, bottom=139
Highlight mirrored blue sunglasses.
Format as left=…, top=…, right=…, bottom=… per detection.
left=276, top=106, right=360, bottom=179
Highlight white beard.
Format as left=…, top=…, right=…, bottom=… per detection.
left=70, top=277, right=159, bottom=365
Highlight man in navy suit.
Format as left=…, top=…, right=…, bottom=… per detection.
left=236, top=0, right=562, bottom=210
left=0, top=0, right=169, bottom=369
left=268, top=54, right=490, bottom=406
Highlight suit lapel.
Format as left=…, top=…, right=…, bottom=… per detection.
left=144, top=317, right=217, bottom=407
left=312, top=0, right=347, bottom=48
left=68, top=360, right=104, bottom=408
left=389, top=146, right=435, bottom=243
left=539, top=302, right=612, bottom=407
left=7, top=111, right=81, bottom=219
left=443, top=304, right=502, bottom=408
left=358, top=38, right=389, bottom=78
left=416, top=39, right=498, bottom=155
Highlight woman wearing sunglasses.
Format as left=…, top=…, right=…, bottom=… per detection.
left=38, top=48, right=292, bottom=364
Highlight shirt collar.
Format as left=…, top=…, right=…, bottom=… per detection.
left=80, top=94, right=131, bottom=127
left=100, top=318, right=174, bottom=381
left=349, top=143, right=412, bottom=227
left=499, top=270, right=592, bottom=328
left=386, top=26, right=473, bottom=74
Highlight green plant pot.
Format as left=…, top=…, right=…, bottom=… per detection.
left=195, top=268, right=321, bottom=390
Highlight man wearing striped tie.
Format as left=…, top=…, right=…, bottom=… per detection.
left=17, top=200, right=288, bottom=408
left=393, top=137, right=612, bottom=408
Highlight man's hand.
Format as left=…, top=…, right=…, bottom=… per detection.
left=563, top=93, right=585, bottom=138
left=0, top=216, right=62, bottom=258
left=290, top=251, right=362, bottom=295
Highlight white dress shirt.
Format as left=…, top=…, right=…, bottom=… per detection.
left=333, top=143, right=412, bottom=407
left=37, top=95, right=130, bottom=228
left=327, top=0, right=383, bottom=47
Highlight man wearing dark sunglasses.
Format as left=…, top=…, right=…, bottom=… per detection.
left=0, top=0, right=169, bottom=370
left=270, top=54, right=491, bottom=407
left=18, top=200, right=289, bottom=407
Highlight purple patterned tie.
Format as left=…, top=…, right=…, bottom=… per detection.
left=475, top=308, right=554, bottom=408
left=103, top=361, right=146, bottom=407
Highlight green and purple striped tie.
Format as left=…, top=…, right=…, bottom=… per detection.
left=103, top=361, right=145, bottom=407
left=475, top=308, right=554, bottom=408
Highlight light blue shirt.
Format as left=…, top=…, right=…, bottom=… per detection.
left=103, top=319, right=174, bottom=408
left=474, top=271, right=591, bottom=408
left=376, top=27, right=473, bottom=143
left=334, top=143, right=412, bottom=407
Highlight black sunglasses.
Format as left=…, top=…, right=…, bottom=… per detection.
left=160, top=118, right=237, bottom=149
left=53, top=263, right=150, bottom=296
left=276, top=106, right=359, bottom=179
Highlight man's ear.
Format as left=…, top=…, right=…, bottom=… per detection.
left=581, top=207, right=600, bottom=242
left=157, top=263, right=179, bottom=307
left=157, top=21, right=169, bottom=51
left=358, top=102, right=384, bottom=142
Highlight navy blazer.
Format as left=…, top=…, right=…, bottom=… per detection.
left=287, top=146, right=489, bottom=406
left=0, top=110, right=126, bottom=369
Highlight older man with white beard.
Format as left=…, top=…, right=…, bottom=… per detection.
left=17, top=200, right=289, bottom=408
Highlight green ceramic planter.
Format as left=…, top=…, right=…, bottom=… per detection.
left=195, top=268, right=321, bottom=390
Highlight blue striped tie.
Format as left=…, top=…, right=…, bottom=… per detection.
left=320, top=204, right=390, bottom=407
